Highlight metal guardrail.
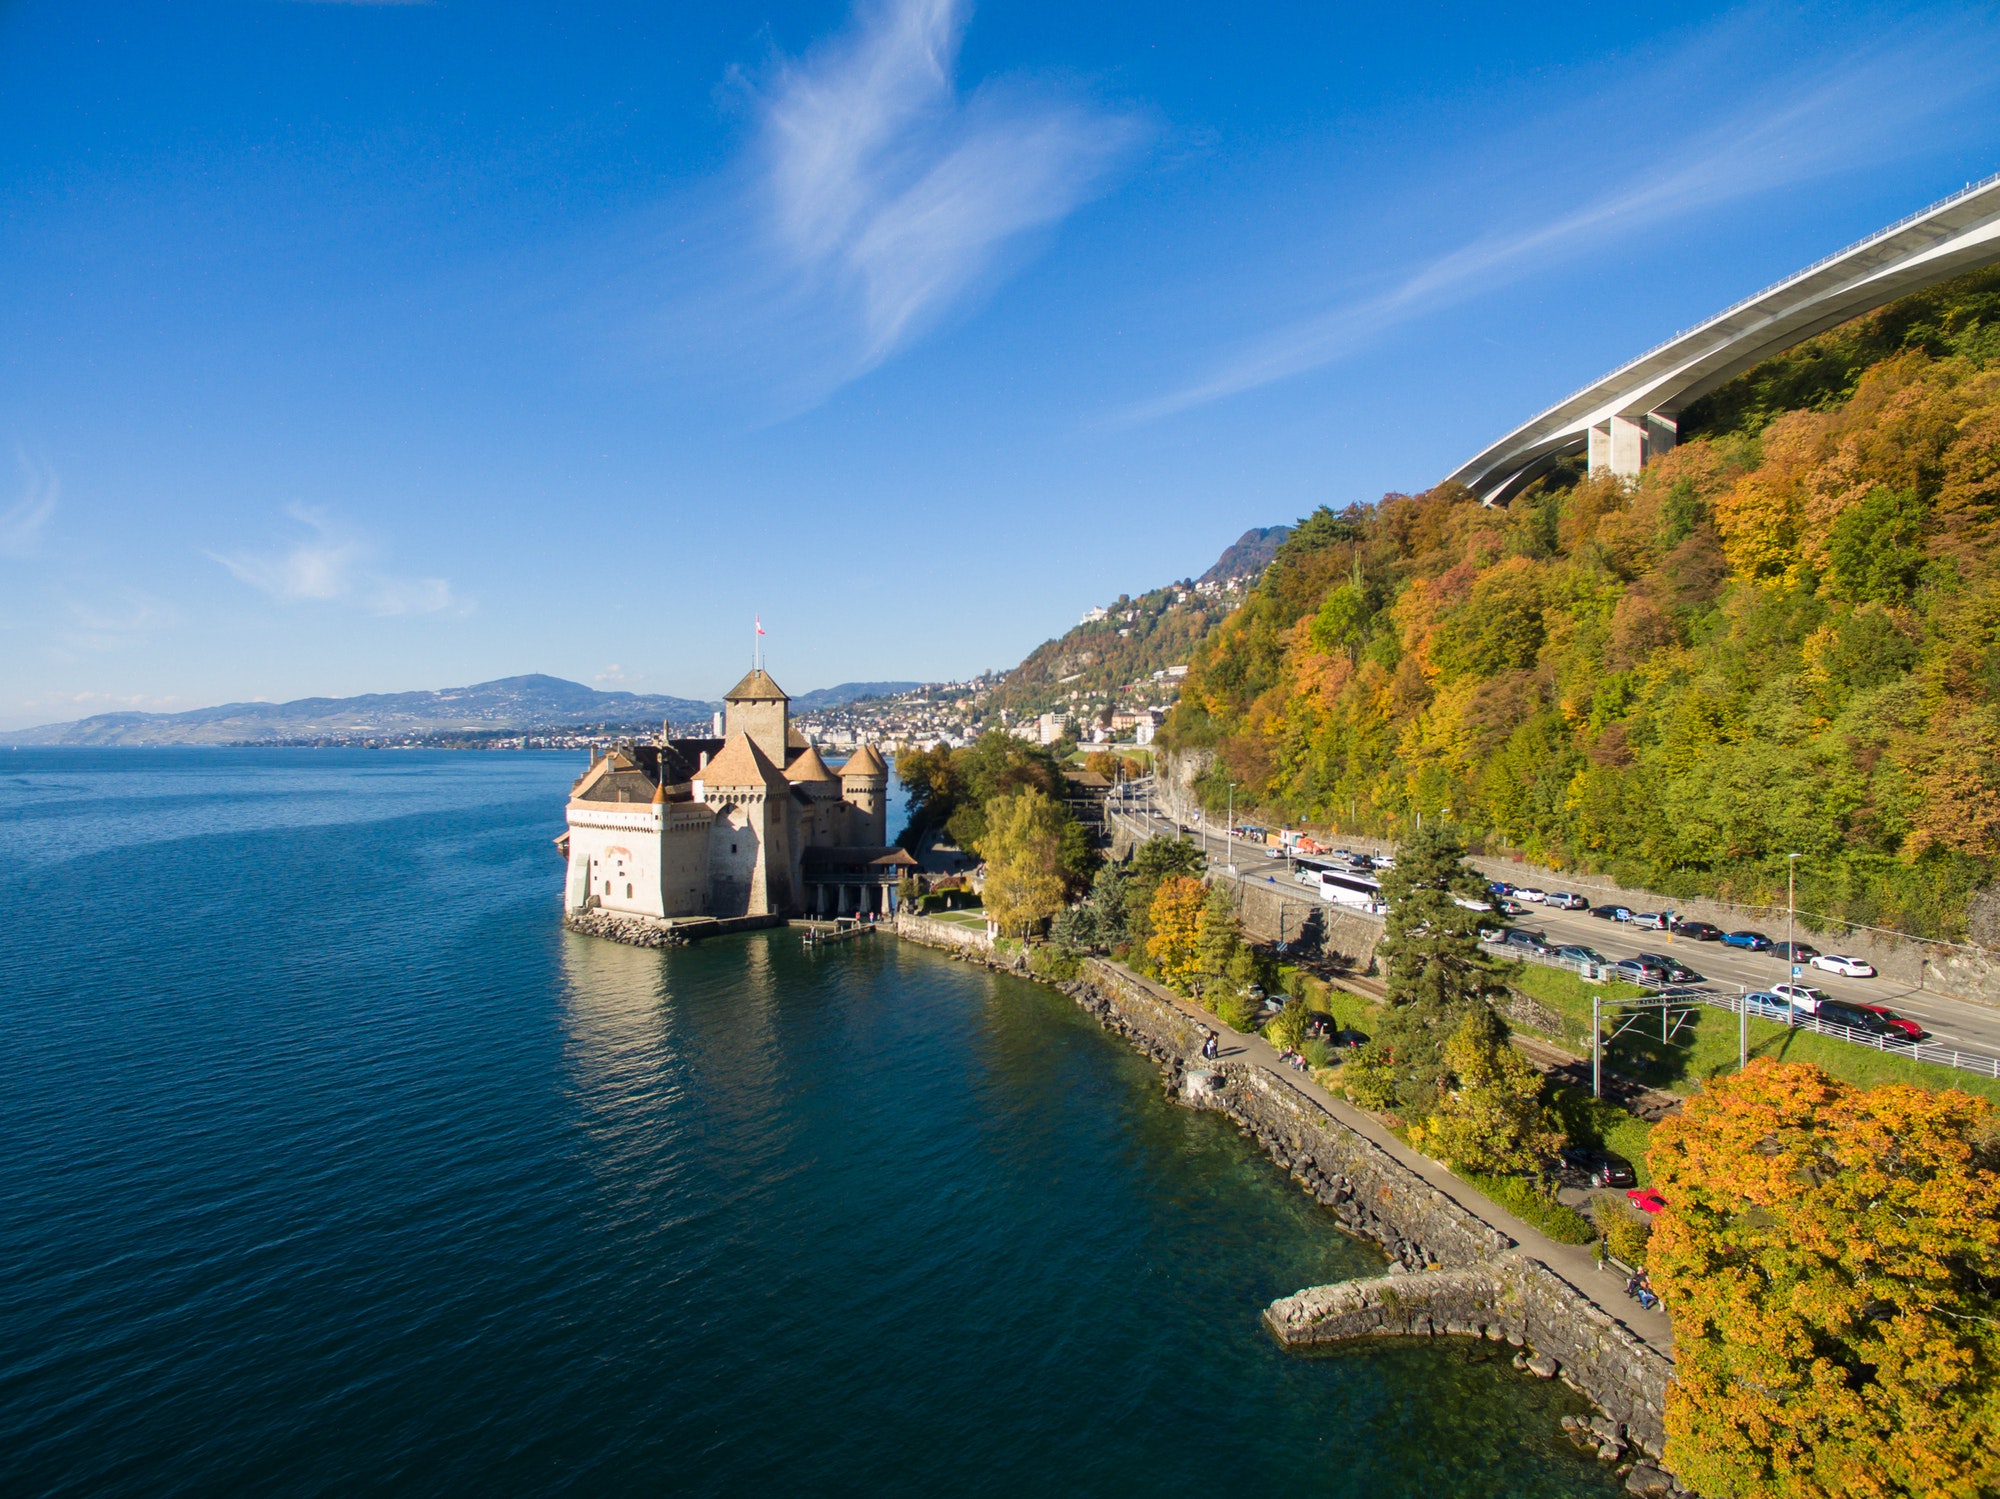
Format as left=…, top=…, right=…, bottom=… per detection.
left=1501, top=168, right=2000, bottom=435
left=1498, top=942, right=2000, bottom=1081
left=1118, top=797, right=2000, bottom=1080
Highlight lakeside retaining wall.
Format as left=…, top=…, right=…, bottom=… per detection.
left=887, top=923, right=1686, bottom=1485
left=1266, top=1254, right=1673, bottom=1460
left=1077, top=963, right=1505, bottom=1270
left=894, top=911, right=997, bottom=955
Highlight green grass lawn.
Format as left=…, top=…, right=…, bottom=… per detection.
left=1504, top=960, right=2000, bottom=1105
left=927, top=908, right=990, bottom=930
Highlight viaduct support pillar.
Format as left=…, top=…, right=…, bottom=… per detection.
left=1588, top=412, right=1678, bottom=479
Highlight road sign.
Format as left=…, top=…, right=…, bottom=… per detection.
left=1793, top=964, right=1803, bottom=979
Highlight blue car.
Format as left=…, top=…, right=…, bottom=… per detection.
left=1743, top=991, right=1795, bottom=1022
left=1720, top=930, right=1772, bottom=951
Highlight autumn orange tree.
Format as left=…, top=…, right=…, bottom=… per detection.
left=1647, top=1059, right=2000, bottom=1499
left=1144, top=875, right=1207, bottom=995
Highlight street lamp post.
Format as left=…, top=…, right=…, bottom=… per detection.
left=1787, top=853, right=1802, bottom=986
left=1225, top=781, right=1236, bottom=874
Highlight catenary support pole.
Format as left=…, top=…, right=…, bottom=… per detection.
left=1592, top=994, right=1602, bottom=1099
left=1739, top=987, right=1748, bottom=1071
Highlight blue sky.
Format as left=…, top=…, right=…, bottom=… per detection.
left=2, top=0, right=1998, bottom=728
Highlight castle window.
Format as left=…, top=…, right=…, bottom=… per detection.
left=731, top=843, right=738, bottom=854
left=626, top=883, right=633, bottom=897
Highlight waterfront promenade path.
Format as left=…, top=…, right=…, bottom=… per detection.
left=1101, top=961, right=1676, bottom=1359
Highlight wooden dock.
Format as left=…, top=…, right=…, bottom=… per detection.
left=798, top=918, right=879, bottom=948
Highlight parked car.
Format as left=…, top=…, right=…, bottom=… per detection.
left=1609, top=957, right=1669, bottom=984
left=1771, top=983, right=1826, bottom=1014
left=1499, top=898, right=1529, bottom=916
left=1546, top=892, right=1590, bottom=910
left=1501, top=928, right=1551, bottom=954
left=1852, top=1003, right=1926, bottom=1041
left=1559, top=1147, right=1636, bottom=1190
left=1636, top=953, right=1702, bottom=983
left=1589, top=904, right=1633, bottom=922
left=1515, top=888, right=1547, bottom=903
left=1815, top=1000, right=1899, bottom=1038
left=1743, top=991, right=1796, bottom=1022
left=1674, top=920, right=1724, bottom=941
left=1720, top=930, right=1773, bottom=951
left=1556, top=944, right=1608, bottom=965
left=1488, top=881, right=1515, bottom=897
left=1812, top=953, right=1877, bottom=978
left=1628, top=912, right=1670, bottom=930
left=1627, top=1188, right=1667, bottom=1216
left=1771, top=940, right=1819, bottom=963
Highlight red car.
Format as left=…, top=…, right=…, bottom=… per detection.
left=1852, top=1003, right=1927, bottom=1041
left=1627, top=1188, right=1667, bottom=1216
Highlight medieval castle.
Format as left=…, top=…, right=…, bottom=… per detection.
left=559, top=666, right=913, bottom=923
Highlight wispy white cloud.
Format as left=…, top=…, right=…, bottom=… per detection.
left=682, top=0, right=1143, bottom=397
left=207, top=503, right=456, bottom=616
left=0, top=453, right=57, bottom=557
left=1117, top=22, right=2000, bottom=424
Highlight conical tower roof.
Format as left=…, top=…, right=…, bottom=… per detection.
left=724, top=668, right=788, bottom=703
left=839, top=743, right=887, bottom=780
left=784, top=744, right=838, bottom=784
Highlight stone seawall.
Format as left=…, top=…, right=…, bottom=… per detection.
left=886, top=925, right=1688, bottom=1489
left=562, top=909, right=785, bottom=948
left=1266, top=1253, right=1674, bottom=1462
left=894, top=911, right=996, bottom=954
left=1074, top=963, right=1509, bottom=1270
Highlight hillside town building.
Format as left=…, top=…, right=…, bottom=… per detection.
left=558, top=666, right=913, bottom=922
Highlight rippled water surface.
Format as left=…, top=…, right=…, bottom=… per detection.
left=0, top=749, right=1620, bottom=1496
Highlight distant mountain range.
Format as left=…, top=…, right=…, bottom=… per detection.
left=790, top=681, right=922, bottom=712
left=1, top=673, right=916, bottom=747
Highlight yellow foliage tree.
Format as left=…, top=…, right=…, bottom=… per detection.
left=1145, top=875, right=1207, bottom=995
left=978, top=787, right=1067, bottom=939
left=1422, top=1009, right=1564, bottom=1175
left=1647, top=1059, right=2000, bottom=1499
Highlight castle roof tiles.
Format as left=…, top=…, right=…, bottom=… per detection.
left=724, top=668, right=789, bottom=703
left=696, top=730, right=790, bottom=790
left=784, top=745, right=839, bottom=784
left=839, top=743, right=887, bottom=780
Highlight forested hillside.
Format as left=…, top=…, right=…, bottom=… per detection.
left=1164, top=268, right=2000, bottom=939
left=987, top=528, right=1287, bottom=719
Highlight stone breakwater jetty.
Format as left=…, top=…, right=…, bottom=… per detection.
left=890, top=912, right=1692, bottom=1495
left=563, top=909, right=786, bottom=948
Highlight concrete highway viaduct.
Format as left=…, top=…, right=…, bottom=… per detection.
left=1447, top=171, right=2000, bottom=505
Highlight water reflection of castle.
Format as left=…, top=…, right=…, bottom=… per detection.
left=558, top=666, right=914, bottom=921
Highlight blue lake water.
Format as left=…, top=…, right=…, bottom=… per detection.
left=0, top=749, right=1620, bottom=1496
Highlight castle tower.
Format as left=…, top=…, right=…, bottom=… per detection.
left=839, top=742, right=889, bottom=848
left=723, top=667, right=790, bottom=767
left=692, top=731, right=794, bottom=917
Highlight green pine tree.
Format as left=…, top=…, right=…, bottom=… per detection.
left=1373, top=824, right=1503, bottom=1113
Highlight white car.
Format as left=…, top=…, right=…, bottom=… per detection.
left=1516, top=888, right=1546, bottom=903
left=1771, top=983, right=1826, bottom=1014
left=1812, top=953, right=1877, bottom=978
